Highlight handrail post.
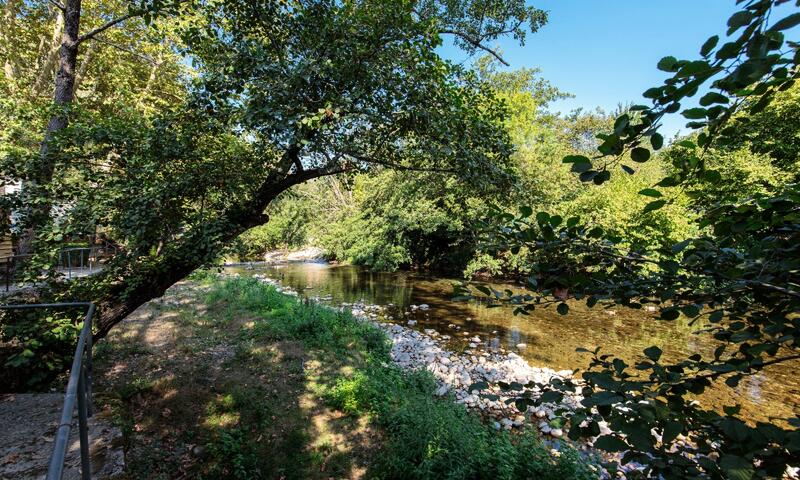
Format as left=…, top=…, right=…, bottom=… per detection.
left=2, top=302, right=96, bottom=480
left=86, top=322, right=93, bottom=417
left=77, top=367, right=91, bottom=480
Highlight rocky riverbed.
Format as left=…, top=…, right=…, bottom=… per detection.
left=250, top=273, right=590, bottom=440
left=236, top=270, right=800, bottom=480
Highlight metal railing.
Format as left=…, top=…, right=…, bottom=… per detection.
left=1, top=245, right=117, bottom=292
left=0, top=302, right=96, bottom=480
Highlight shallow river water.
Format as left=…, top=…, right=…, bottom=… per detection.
left=227, top=262, right=799, bottom=424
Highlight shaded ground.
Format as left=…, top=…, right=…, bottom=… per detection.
left=0, top=393, right=124, bottom=480
left=93, top=280, right=378, bottom=479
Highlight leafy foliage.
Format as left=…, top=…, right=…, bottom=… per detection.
left=2, top=0, right=541, bottom=334
left=464, top=1, right=800, bottom=478
left=0, top=307, right=82, bottom=390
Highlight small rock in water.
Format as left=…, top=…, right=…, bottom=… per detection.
left=550, top=428, right=563, bottom=438
left=516, top=343, right=527, bottom=350
left=407, top=320, right=417, bottom=326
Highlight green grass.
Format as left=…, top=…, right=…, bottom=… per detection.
left=202, top=274, right=599, bottom=480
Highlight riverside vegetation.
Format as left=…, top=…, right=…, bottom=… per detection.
left=94, top=272, right=598, bottom=479
left=2, top=0, right=800, bottom=478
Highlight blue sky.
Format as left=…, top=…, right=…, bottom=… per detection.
left=439, top=1, right=797, bottom=139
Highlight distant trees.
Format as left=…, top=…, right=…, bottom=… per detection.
left=263, top=61, right=694, bottom=276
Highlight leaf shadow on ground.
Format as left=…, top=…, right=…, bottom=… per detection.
left=92, top=281, right=380, bottom=480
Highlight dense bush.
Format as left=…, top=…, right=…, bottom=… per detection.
left=0, top=307, right=82, bottom=391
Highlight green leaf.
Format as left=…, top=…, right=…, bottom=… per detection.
left=539, top=390, right=563, bottom=403
left=614, top=114, right=630, bottom=133
left=643, top=199, right=666, bottom=213
left=657, top=56, right=678, bottom=72
left=631, top=147, right=650, bottom=163
left=671, top=239, right=691, bottom=253
left=723, top=405, right=741, bottom=416
left=557, top=303, right=569, bottom=315
left=535, top=211, right=550, bottom=225
left=638, top=188, right=662, bottom=198
left=650, top=133, right=664, bottom=150
left=681, top=304, right=700, bottom=317
left=699, top=92, right=729, bottom=106
left=727, top=11, right=754, bottom=31
left=662, top=420, right=683, bottom=444
left=571, top=162, right=592, bottom=173
left=593, top=170, right=611, bottom=185
left=519, top=206, right=533, bottom=218
left=468, top=381, right=488, bottom=392
left=579, top=170, right=597, bottom=182
left=475, top=285, right=492, bottom=296
left=768, top=12, right=800, bottom=32
left=700, top=35, right=719, bottom=56
left=593, top=435, right=629, bottom=452
left=660, top=308, right=680, bottom=321
left=644, top=345, right=662, bottom=362
left=682, top=108, right=707, bottom=119
left=562, top=155, right=591, bottom=164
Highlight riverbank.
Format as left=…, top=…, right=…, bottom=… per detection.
left=93, top=273, right=598, bottom=479
left=250, top=273, right=623, bottom=465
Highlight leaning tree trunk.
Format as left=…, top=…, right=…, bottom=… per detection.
left=90, top=149, right=333, bottom=337
left=17, top=0, right=82, bottom=257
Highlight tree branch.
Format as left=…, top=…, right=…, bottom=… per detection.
left=87, top=34, right=159, bottom=64
left=48, top=0, right=65, bottom=12
left=77, top=12, right=139, bottom=44
left=743, top=280, right=800, bottom=299
left=439, top=29, right=509, bottom=66
left=346, top=152, right=458, bottom=174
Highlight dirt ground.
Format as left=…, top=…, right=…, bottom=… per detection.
left=93, top=280, right=378, bottom=479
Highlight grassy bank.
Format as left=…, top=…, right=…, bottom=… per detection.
left=94, top=274, right=597, bottom=479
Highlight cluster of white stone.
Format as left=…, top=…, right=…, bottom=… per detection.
left=374, top=321, right=584, bottom=438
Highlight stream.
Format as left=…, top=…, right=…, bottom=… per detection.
left=226, top=262, right=799, bottom=424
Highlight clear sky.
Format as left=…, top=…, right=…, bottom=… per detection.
left=439, top=1, right=798, bottom=139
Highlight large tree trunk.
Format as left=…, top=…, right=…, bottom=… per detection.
left=17, top=0, right=82, bottom=257
left=93, top=198, right=274, bottom=336
left=39, top=0, right=81, bottom=181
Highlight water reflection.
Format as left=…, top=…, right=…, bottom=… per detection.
left=227, top=263, right=800, bottom=423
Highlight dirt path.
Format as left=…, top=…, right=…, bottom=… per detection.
left=0, top=393, right=123, bottom=480
left=93, top=280, right=377, bottom=479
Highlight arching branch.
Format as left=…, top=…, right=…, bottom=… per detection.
left=439, top=29, right=509, bottom=66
